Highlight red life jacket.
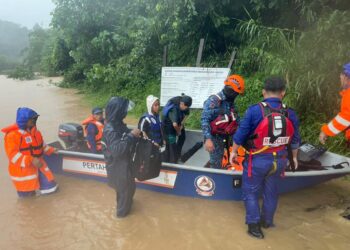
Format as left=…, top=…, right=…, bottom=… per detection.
left=244, top=102, right=294, bottom=177
left=210, top=94, right=238, bottom=135
left=246, top=102, right=294, bottom=153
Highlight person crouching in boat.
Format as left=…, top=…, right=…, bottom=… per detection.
left=319, top=62, right=350, bottom=145
left=230, top=77, right=301, bottom=239
left=162, top=94, right=192, bottom=163
left=101, top=97, right=141, bottom=218
left=82, top=107, right=104, bottom=153
left=201, top=74, right=244, bottom=169
left=138, top=95, right=164, bottom=147
left=1, top=107, right=59, bottom=197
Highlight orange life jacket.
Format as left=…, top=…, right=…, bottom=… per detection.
left=322, top=88, right=350, bottom=140
left=1, top=124, right=55, bottom=192
left=82, top=115, right=104, bottom=151
left=346, top=129, right=350, bottom=141
left=222, top=146, right=244, bottom=171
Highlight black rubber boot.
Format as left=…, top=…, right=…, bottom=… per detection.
left=260, top=219, right=271, bottom=229
left=247, top=223, right=264, bottom=239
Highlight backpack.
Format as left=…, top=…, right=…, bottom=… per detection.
left=246, top=102, right=294, bottom=153
left=131, top=137, right=161, bottom=181
left=162, top=102, right=175, bottom=118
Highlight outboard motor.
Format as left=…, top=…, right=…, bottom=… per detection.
left=58, top=123, right=86, bottom=151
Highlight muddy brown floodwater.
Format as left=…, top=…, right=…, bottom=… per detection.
left=0, top=75, right=350, bottom=250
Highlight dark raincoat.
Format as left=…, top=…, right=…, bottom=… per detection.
left=102, top=97, right=136, bottom=218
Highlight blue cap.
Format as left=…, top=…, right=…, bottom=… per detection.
left=343, top=62, right=350, bottom=78
left=92, top=107, right=103, bottom=114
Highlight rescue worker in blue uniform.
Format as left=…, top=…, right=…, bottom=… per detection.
left=138, top=95, right=164, bottom=146
left=230, top=77, right=301, bottom=239
left=162, top=94, right=192, bottom=163
left=102, top=97, right=142, bottom=218
left=201, top=74, right=245, bottom=169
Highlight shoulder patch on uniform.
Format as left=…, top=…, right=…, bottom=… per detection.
left=208, top=95, right=221, bottom=109
left=25, top=136, right=32, bottom=143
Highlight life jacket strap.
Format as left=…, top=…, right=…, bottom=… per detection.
left=244, top=145, right=270, bottom=155
left=248, top=149, right=252, bottom=177
left=246, top=146, right=274, bottom=178
left=266, top=152, right=278, bottom=177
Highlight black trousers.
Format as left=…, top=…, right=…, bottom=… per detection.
left=115, top=171, right=135, bottom=217
left=164, top=129, right=186, bottom=163
left=115, top=183, right=135, bottom=217
left=107, top=161, right=136, bottom=218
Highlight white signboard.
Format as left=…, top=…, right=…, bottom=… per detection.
left=62, top=157, right=177, bottom=188
left=160, top=67, right=230, bottom=108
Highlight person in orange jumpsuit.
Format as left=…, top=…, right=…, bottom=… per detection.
left=320, top=62, right=350, bottom=144
left=1, top=107, right=59, bottom=197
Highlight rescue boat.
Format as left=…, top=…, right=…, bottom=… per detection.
left=45, top=125, right=350, bottom=200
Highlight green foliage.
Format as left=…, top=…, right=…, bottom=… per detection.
left=287, top=11, right=350, bottom=116
left=22, top=25, right=50, bottom=71
left=9, top=25, right=73, bottom=78
left=8, top=65, right=34, bottom=80
left=235, top=76, right=264, bottom=115
left=236, top=9, right=350, bottom=116
left=18, top=0, right=350, bottom=155
left=0, top=55, right=19, bottom=73
left=62, top=63, right=86, bottom=84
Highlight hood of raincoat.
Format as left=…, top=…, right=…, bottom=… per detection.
left=146, top=95, right=159, bottom=115
left=343, top=62, right=350, bottom=78
left=16, top=107, right=39, bottom=130
left=105, top=97, right=129, bottom=127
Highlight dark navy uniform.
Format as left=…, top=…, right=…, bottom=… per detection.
left=233, top=97, right=301, bottom=225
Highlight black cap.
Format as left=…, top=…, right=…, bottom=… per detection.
left=180, top=95, right=192, bottom=107
left=92, top=107, right=103, bottom=114
left=263, top=77, right=286, bottom=92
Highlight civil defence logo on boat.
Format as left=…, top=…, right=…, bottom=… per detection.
left=194, top=175, right=215, bottom=197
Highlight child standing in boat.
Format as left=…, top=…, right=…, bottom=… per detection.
left=162, top=94, right=192, bottom=163
left=138, top=95, right=164, bottom=147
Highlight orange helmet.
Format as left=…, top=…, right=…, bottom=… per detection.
left=224, top=74, right=245, bottom=94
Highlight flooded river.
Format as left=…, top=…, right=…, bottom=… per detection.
left=0, top=75, right=349, bottom=250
